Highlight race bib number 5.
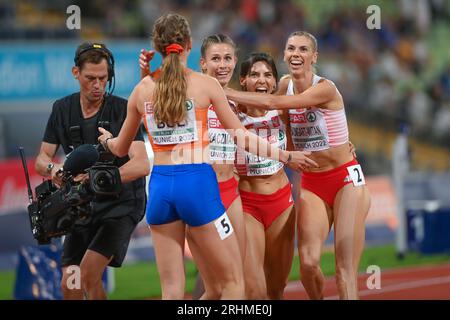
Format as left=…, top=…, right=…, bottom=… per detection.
left=346, top=164, right=366, bottom=187
left=214, top=212, right=234, bottom=240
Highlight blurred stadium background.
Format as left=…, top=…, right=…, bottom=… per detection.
left=0, top=0, right=449, bottom=300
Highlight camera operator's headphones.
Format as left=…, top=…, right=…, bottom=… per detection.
left=74, top=42, right=115, bottom=95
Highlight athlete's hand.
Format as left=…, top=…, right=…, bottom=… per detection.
left=139, top=49, right=155, bottom=79
left=98, top=127, right=114, bottom=152
left=283, top=150, right=319, bottom=171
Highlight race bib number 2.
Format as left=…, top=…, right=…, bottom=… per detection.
left=346, top=164, right=366, bottom=187
left=214, top=212, right=234, bottom=240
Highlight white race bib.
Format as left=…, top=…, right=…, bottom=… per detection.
left=214, top=212, right=234, bottom=240
left=236, top=111, right=286, bottom=176
left=241, top=131, right=286, bottom=176
left=346, top=164, right=366, bottom=187
left=289, top=108, right=330, bottom=151
left=145, top=100, right=198, bottom=145
left=208, top=105, right=236, bottom=161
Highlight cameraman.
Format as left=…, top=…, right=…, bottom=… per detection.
left=35, top=42, right=149, bottom=300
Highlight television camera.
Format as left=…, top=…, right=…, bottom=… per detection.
left=20, top=144, right=122, bottom=245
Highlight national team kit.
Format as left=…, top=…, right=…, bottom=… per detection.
left=143, top=74, right=366, bottom=236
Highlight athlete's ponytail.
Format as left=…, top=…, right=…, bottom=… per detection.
left=152, top=13, right=191, bottom=126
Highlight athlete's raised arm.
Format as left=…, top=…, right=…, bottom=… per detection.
left=207, top=75, right=318, bottom=170
left=225, top=79, right=336, bottom=110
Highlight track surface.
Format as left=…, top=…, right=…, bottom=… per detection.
left=283, top=263, right=450, bottom=300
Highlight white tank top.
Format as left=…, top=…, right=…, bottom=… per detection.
left=235, top=109, right=286, bottom=176
left=207, top=100, right=238, bottom=162
left=287, top=75, right=349, bottom=151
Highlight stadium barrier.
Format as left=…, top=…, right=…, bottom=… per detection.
left=407, top=201, right=450, bottom=254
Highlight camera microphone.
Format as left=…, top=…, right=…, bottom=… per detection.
left=63, top=144, right=100, bottom=176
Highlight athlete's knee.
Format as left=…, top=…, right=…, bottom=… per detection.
left=299, top=249, right=321, bottom=276
left=219, top=269, right=245, bottom=297
left=267, top=290, right=284, bottom=300
left=335, top=261, right=355, bottom=283
left=224, top=273, right=245, bottom=289
left=209, top=283, right=223, bottom=298
left=200, top=280, right=221, bottom=300
left=200, top=289, right=221, bottom=300
left=267, top=284, right=284, bottom=300
left=246, top=280, right=267, bottom=299
left=222, top=279, right=245, bottom=299
left=264, top=272, right=287, bottom=299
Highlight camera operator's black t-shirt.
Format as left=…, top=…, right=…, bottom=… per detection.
left=42, top=93, right=146, bottom=223
left=81, top=112, right=101, bottom=145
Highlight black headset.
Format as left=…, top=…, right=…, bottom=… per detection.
left=74, top=43, right=116, bottom=95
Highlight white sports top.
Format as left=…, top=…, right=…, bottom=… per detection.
left=287, top=75, right=349, bottom=151
left=207, top=100, right=238, bottom=162
left=235, top=109, right=286, bottom=176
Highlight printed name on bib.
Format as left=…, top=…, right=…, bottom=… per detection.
left=146, top=100, right=198, bottom=145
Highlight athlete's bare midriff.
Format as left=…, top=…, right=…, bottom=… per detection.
left=306, top=143, right=353, bottom=172
left=238, top=168, right=289, bottom=195
left=152, top=147, right=208, bottom=165
left=211, top=163, right=235, bottom=182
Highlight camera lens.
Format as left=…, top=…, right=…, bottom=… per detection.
left=89, top=166, right=121, bottom=196
left=94, top=171, right=113, bottom=191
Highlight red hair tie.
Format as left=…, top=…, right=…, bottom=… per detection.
left=165, top=43, right=184, bottom=55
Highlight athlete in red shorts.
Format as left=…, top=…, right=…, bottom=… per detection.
left=236, top=53, right=296, bottom=299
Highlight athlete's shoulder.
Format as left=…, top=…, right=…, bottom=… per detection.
left=277, top=75, right=291, bottom=94
left=141, top=74, right=155, bottom=84
left=316, top=77, right=337, bottom=90
left=313, top=76, right=341, bottom=104
left=133, top=76, right=155, bottom=101
left=190, top=70, right=216, bottom=84
left=279, top=74, right=292, bottom=83
left=314, top=74, right=333, bottom=85
left=137, top=75, right=155, bottom=90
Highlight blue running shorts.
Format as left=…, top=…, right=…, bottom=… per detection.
left=146, top=163, right=225, bottom=227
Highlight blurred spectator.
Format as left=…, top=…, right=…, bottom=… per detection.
left=407, top=90, right=432, bottom=136
left=434, top=103, right=450, bottom=144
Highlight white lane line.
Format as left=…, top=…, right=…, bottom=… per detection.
left=326, top=275, right=450, bottom=299
left=285, top=264, right=450, bottom=292
left=286, top=276, right=450, bottom=298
